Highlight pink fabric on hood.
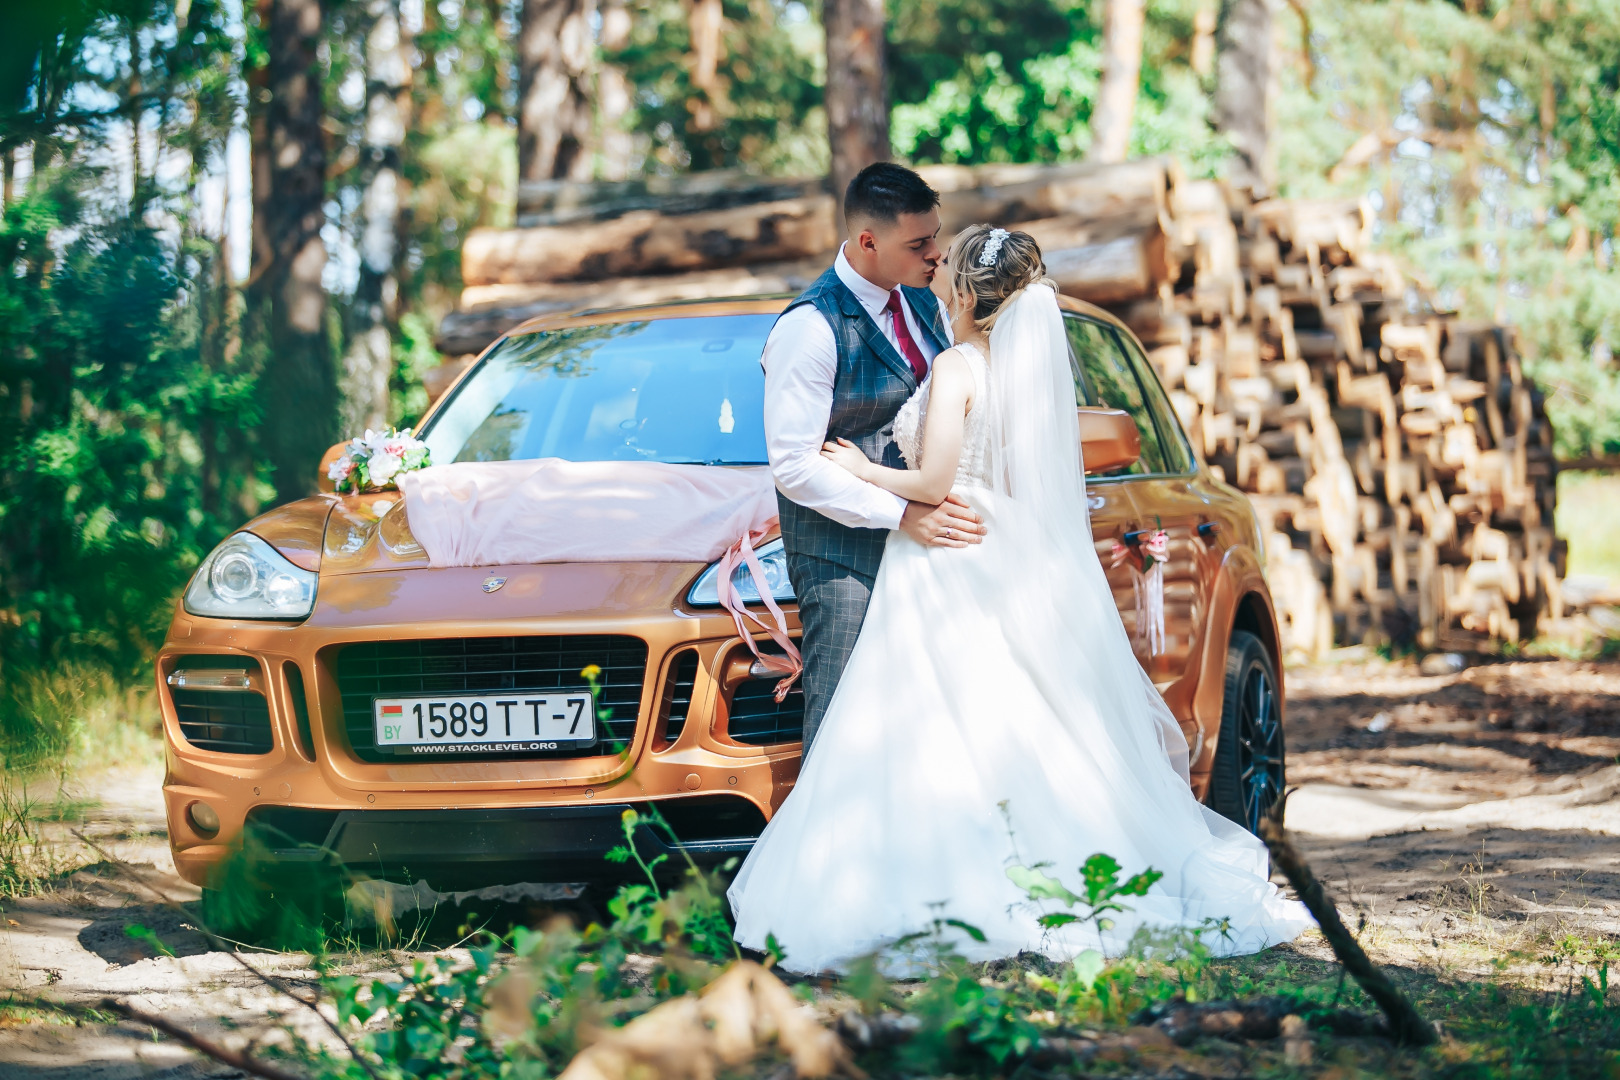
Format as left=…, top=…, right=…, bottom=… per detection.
left=398, top=459, right=779, bottom=569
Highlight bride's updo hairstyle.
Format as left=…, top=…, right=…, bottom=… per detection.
left=946, top=224, right=1054, bottom=333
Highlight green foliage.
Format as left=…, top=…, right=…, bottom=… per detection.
left=888, top=0, right=1227, bottom=172
left=1270, top=0, right=1620, bottom=461
left=611, top=0, right=827, bottom=175
left=0, top=178, right=257, bottom=675
left=0, top=781, right=51, bottom=898
left=0, top=0, right=260, bottom=688
left=835, top=871, right=1235, bottom=1075
left=263, top=805, right=741, bottom=1078
left=122, top=922, right=176, bottom=958
left=398, top=96, right=518, bottom=306
left=1008, top=852, right=1164, bottom=940
left=1557, top=471, right=1620, bottom=583
left=604, top=806, right=739, bottom=961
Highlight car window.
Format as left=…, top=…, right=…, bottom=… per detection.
left=1110, top=328, right=1196, bottom=475
left=1063, top=315, right=1167, bottom=475
left=421, top=314, right=775, bottom=466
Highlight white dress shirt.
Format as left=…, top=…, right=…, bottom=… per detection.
left=761, top=246, right=953, bottom=531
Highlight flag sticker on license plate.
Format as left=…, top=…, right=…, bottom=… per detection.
left=372, top=692, right=596, bottom=753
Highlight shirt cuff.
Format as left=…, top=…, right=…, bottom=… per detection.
left=871, top=491, right=907, bottom=532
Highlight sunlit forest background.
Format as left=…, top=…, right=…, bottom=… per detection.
left=2, top=0, right=1618, bottom=700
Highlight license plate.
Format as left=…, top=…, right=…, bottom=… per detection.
left=372, top=693, right=595, bottom=755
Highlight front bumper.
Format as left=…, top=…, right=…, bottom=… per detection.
left=240, top=802, right=761, bottom=890
left=159, top=560, right=803, bottom=887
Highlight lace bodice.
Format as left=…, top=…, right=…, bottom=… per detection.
left=894, top=341, right=993, bottom=489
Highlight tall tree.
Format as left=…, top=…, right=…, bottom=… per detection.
left=1089, top=0, right=1145, bottom=162
left=597, top=0, right=634, bottom=180
left=339, top=0, right=411, bottom=436
left=685, top=0, right=726, bottom=133
left=1214, top=0, right=1273, bottom=194
left=824, top=0, right=888, bottom=199
left=251, top=0, right=337, bottom=502
left=516, top=0, right=595, bottom=183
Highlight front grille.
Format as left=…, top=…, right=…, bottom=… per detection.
left=336, top=635, right=648, bottom=761
left=728, top=677, right=805, bottom=746
left=284, top=662, right=314, bottom=760
left=173, top=679, right=274, bottom=757
left=662, top=650, right=700, bottom=742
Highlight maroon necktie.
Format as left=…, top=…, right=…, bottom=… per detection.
left=884, top=289, right=929, bottom=382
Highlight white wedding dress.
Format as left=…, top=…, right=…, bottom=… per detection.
left=727, top=286, right=1312, bottom=974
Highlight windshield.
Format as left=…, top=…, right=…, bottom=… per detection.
left=421, top=314, right=776, bottom=466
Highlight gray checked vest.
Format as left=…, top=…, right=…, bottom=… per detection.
left=776, top=267, right=951, bottom=576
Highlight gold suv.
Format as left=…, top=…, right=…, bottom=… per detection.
left=158, top=296, right=1285, bottom=892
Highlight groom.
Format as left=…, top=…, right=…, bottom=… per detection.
left=762, top=162, right=988, bottom=753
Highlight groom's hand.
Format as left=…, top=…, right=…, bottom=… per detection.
left=900, top=494, right=986, bottom=548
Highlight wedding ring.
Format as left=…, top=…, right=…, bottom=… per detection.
left=944, top=528, right=954, bottom=540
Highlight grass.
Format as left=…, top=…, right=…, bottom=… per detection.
left=1557, top=470, right=1620, bottom=583
left=0, top=660, right=162, bottom=898
left=187, top=814, right=1608, bottom=1080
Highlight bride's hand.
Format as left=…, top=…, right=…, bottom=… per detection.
left=821, top=438, right=873, bottom=479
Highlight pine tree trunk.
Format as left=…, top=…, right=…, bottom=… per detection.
left=340, top=0, right=411, bottom=437
left=251, top=0, right=337, bottom=503
left=823, top=0, right=889, bottom=201
left=686, top=0, right=725, bottom=132
left=1089, top=0, right=1145, bottom=163
left=1215, top=0, right=1273, bottom=195
left=597, top=0, right=634, bottom=180
left=517, top=0, right=596, bottom=183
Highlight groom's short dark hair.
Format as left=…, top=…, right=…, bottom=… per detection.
left=844, top=163, right=940, bottom=226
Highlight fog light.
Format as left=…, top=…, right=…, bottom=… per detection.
left=188, top=802, right=220, bottom=836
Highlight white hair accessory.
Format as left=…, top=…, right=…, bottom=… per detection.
left=978, top=228, right=1010, bottom=267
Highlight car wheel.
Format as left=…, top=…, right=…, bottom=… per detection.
left=1207, top=629, right=1285, bottom=835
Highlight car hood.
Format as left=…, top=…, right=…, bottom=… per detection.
left=238, top=495, right=340, bottom=572
left=242, top=491, right=753, bottom=619
left=320, top=493, right=432, bottom=574
left=234, top=493, right=429, bottom=576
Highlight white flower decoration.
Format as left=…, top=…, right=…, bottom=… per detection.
left=328, top=425, right=432, bottom=494
left=978, top=228, right=1010, bottom=267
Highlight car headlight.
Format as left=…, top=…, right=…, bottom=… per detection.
left=184, top=532, right=318, bottom=620
left=687, top=538, right=796, bottom=607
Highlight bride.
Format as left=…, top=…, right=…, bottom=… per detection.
left=726, top=225, right=1312, bottom=974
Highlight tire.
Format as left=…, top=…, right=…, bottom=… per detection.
left=1207, top=629, right=1285, bottom=835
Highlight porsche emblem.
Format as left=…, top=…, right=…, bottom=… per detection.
left=481, top=576, right=507, bottom=594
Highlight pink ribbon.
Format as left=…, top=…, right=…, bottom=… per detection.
left=1109, top=531, right=1168, bottom=658
left=715, top=525, right=803, bottom=703
left=1142, top=529, right=1169, bottom=563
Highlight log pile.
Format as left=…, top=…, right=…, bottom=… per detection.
left=439, top=160, right=1184, bottom=355
left=441, top=162, right=1562, bottom=655
left=1098, top=183, right=1562, bottom=657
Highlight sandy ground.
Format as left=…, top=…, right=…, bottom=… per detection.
left=1, top=654, right=1617, bottom=1077
left=1284, top=655, right=1620, bottom=950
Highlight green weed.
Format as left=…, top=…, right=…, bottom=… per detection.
left=0, top=779, right=91, bottom=898
left=0, top=660, right=161, bottom=784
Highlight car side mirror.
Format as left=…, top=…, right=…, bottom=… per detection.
left=1078, top=408, right=1140, bottom=475
left=316, top=441, right=349, bottom=493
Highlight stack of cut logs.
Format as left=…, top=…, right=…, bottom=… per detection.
left=443, top=160, right=1562, bottom=657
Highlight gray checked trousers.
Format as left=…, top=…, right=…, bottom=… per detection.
left=786, top=551, right=878, bottom=757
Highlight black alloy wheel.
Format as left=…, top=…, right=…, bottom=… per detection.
left=1207, top=629, right=1285, bottom=835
